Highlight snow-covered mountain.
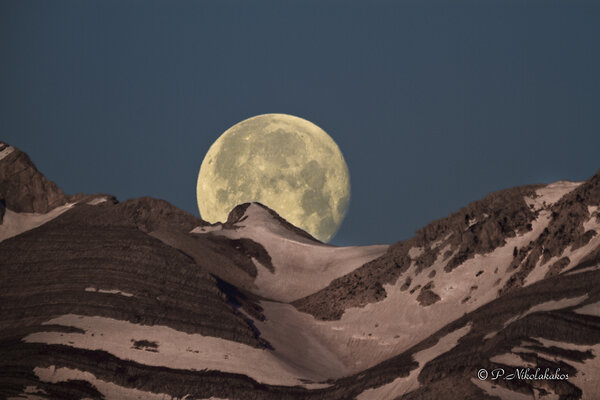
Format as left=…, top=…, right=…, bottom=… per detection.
left=1, top=141, right=599, bottom=400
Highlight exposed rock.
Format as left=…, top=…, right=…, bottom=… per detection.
left=400, top=277, right=412, bottom=291
left=409, top=284, right=422, bottom=294
left=502, top=170, right=600, bottom=295
left=545, top=256, right=571, bottom=278
left=417, top=282, right=441, bottom=306
left=0, top=142, right=69, bottom=213
left=438, top=185, right=540, bottom=272
left=0, top=196, right=5, bottom=224
left=293, top=185, right=540, bottom=320
left=112, top=196, right=206, bottom=233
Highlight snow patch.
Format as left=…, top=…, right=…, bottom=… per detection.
left=193, top=203, right=388, bottom=301
left=87, top=197, right=109, bottom=205
left=584, top=209, right=599, bottom=232
left=503, top=295, right=588, bottom=329
left=524, top=181, right=583, bottom=211
left=575, top=301, right=600, bottom=317
left=489, top=352, right=535, bottom=368
left=408, top=247, right=424, bottom=259
left=0, top=144, right=15, bottom=160
left=34, top=366, right=181, bottom=400
left=526, top=211, right=600, bottom=285
left=560, top=215, right=600, bottom=276
left=191, top=224, right=222, bottom=234
left=7, top=395, right=47, bottom=400
left=466, top=217, right=478, bottom=229
left=24, top=386, right=46, bottom=395
left=265, top=211, right=551, bottom=373
left=483, top=330, right=499, bottom=340
left=471, top=378, right=532, bottom=400
left=356, top=324, right=471, bottom=400
left=6, top=386, right=49, bottom=400
left=0, top=203, right=74, bottom=243
left=85, top=287, right=134, bottom=297
left=527, top=338, right=600, bottom=400
left=565, top=264, right=600, bottom=276
left=24, top=314, right=331, bottom=387
left=249, top=303, right=350, bottom=381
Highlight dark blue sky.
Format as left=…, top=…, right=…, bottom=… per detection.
left=2, top=0, right=599, bottom=246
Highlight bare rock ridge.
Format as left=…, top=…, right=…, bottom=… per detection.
left=0, top=142, right=68, bottom=214
left=1, top=141, right=600, bottom=400
left=292, top=184, right=543, bottom=320
left=0, top=141, right=118, bottom=219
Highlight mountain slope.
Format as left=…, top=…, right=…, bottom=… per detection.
left=1, top=141, right=599, bottom=400
left=190, top=202, right=389, bottom=302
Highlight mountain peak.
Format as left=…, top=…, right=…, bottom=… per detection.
left=223, top=201, right=323, bottom=244
left=0, top=142, right=68, bottom=214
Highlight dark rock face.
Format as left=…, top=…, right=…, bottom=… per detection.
left=226, top=202, right=253, bottom=225
left=418, top=185, right=540, bottom=273
left=0, top=196, right=5, bottom=224
left=105, top=196, right=206, bottom=233
left=0, top=143, right=69, bottom=213
left=417, top=282, right=441, bottom=306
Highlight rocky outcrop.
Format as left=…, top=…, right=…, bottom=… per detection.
left=0, top=197, right=5, bottom=224
left=0, top=142, right=69, bottom=213
left=101, top=196, right=206, bottom=233
left=501, top=170, right=600, bottom=295
left=417, top=281, right=441, bottom=306
left=293, top=185, right=540, bottom=320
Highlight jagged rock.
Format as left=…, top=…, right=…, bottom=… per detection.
left=0, top=142, right=69, bottom=213
left=293, top=185, right=540, bottom=320
left=417, top=287, right=441, bottom=306
left=501, top=171, right=600, bottom=295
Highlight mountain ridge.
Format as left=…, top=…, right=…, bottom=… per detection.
left=1, top=141, right=599, bottom=400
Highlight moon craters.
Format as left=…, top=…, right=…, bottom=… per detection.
left=197, top=114, right=350, bottom=242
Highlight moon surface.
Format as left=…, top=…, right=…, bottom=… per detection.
left=196, top=113, right=350, bottom=242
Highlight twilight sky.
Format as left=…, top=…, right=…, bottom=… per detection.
left=2, top=0, right=599, bottom=246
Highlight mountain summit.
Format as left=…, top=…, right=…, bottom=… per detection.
left=1, top=142, right=599, bottom=400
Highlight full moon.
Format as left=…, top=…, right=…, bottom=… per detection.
left=196, top=113, right=350, bottom=242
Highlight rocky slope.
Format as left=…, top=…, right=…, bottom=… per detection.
left=0, top=142, right=68, bottom=214
left=1, top=141, right=599, bottom=400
